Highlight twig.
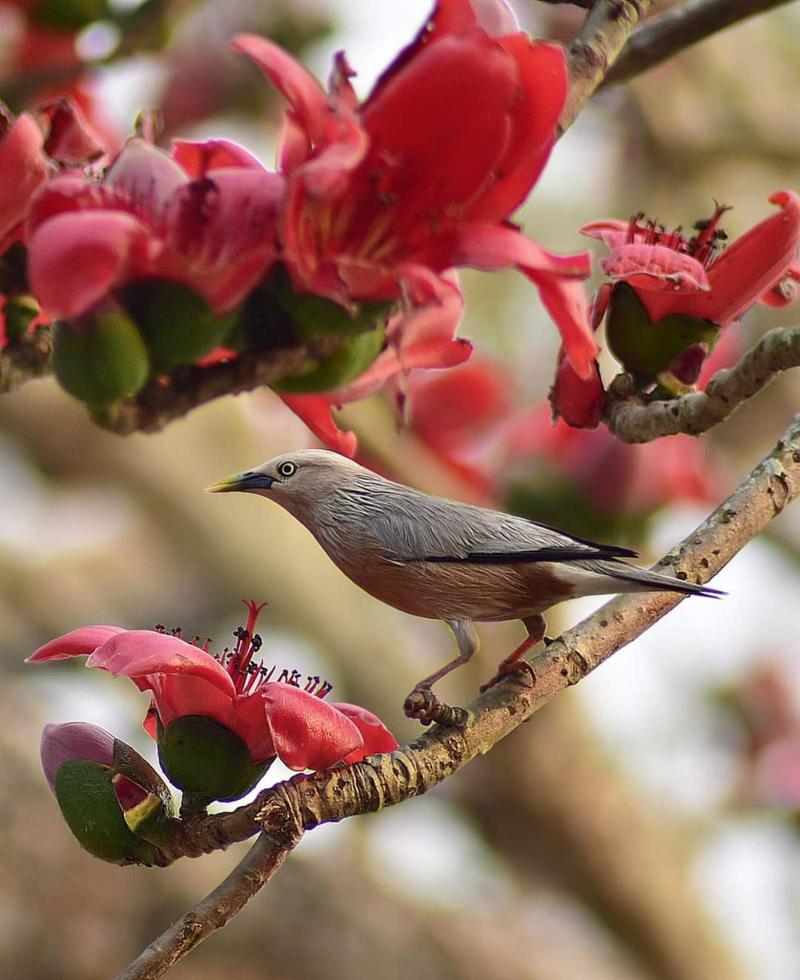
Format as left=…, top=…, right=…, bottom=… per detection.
left=604, top=324, right=800, bottom=443
left=151, top=410, right=800, bottom=862
left=0, top=328, right=53, bottom=393
left=116, top=830, right=300, bottom=980
left=559, top=0, right=655, bottom=134
left=604, top=0, right=796, bottom=87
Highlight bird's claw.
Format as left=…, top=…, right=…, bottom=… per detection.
left=480, top=659, right=537, bottom=693
left=404, top=687, right=469, bottom=728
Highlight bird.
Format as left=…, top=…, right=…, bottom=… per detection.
left=207, top=450, right=722, bottom=724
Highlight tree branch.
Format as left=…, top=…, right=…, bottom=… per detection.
left=604, top=324, right=800, bottom=443
left=116, top=829, right=300, bottom=980
left=559, top=0, right=654, bottom=135
left=150, top=409, right=800, bottom=866
left=604, top=0, right=796, bottom=88
left=0, top=327, right=53, bottom=393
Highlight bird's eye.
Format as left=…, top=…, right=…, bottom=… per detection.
left=277, top=461, right=297, bottom=478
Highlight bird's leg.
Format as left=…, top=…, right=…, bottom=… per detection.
left=403, top=619, right=477, bottom=727
left=479, top=614, right=545, bottom=692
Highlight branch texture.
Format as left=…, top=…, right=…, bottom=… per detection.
left=116, top=830, right=300, bottom=980
left=559, top=0, right=654, bottom=134
left=0, top=328, right=52, bottom=393
left=604, top=0, right=796, bottom=87
left=605, top=324, right=800, bottom=443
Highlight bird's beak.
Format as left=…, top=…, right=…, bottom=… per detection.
left=205, top=471, right=274, bottom=494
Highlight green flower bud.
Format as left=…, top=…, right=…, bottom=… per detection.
left=606, top=282, right=719, bottom=385
left=119, top=279, right=236, bottom=368
left=274, top=325, right=385, bottom=394
left=35, top=0, right=109, bottom=30
left=3, top=295, right=40, bottom=343
left=53, top=760, right=159, bottom=866
left=157, top=715, right=271, bottom=804
left=52, top=313, right=150, bottom=407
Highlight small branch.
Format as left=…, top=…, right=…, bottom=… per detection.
left=604, top=324, right=800, bottom=443
left=151, top=411, right=800, bottom=863
left=116, top=829, right=300, bottom=980
left=0, top=327, right=53, bottom=393
left=604, top=0, right=796, bottom=88
left=559, top=0, right=655, bottom=135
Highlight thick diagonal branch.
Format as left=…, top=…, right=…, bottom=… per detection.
left=116, top=829, right=300, bottom=980
left=604, top=0, right=796, bottom=88
left=604, top=324, right=800, bottom=443
left=559, top=0, right=654, bottom=135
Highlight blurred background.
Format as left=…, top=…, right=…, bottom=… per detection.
left=3, top=1, right=800, bottom=978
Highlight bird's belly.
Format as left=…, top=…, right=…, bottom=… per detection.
left=334, top=556, right=576, bottom=622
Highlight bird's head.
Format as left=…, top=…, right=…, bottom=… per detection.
left=206, top=450, right=363, bottom=515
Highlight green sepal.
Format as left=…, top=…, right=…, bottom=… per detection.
left=52, top=313, right=150, bottom=407
left=274, top=325, right=385, bottom=393
left=157, top=715, right=271, bottom=804
left=119, top=279, right=236, bottom=368
left=606, top=282, right=720, bottom=385
left=112, top=738, right=175, bottom=845
left=53, top=760, right=159, bottom=866
left=274, top=276, right=394, bottom=340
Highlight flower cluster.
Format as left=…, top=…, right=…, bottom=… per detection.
left=1, top=0, right=594, bottom=446
left=552, top=192, right=800, bottom=427
left=30, top=601, right=397, bottom=862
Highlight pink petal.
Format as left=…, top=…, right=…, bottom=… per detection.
left=332, top=702, right=398, bottom=763
left=104, top=139, right=188, bottom=218
left=150, top=673, right=236, bottom=732
left=280, top=394, right=358, bottom=456
left=39, top=97, right=106, bottom=165
left=172, top=138, right=266, bottom=176
left=27, top=210, right=154, bottom=318
left=263, top=683, right=364, bottom=771
left=580, top=219, right=629, bottom=250
left=600, top=243, right=709, bottom=293
left=87, top=630, right=236, bottom=697
left=0, top=111, right=49, bottom=244
left=550, top=350, right=603, bottom=429
left=41, top=721, right=115, bottom=792
left=232, top=35, right=331, bottom=151
left=231, top=692, right=276, bottom=763
left=27, top=625, right=125, bottom=663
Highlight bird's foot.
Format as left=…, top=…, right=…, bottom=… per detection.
left=403, top=687, right=469, bottom=728
left=479, top=659, right=537, bottom=693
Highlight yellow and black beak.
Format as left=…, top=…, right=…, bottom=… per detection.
left=205, top=471, right=274, bottom=494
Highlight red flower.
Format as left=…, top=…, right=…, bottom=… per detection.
left=26, top=137, right=283, bottom=319
left=233, top=0, right=595, bottom=377
left=582, top=192, right=800, bottom=326
left=28, top=601, right=397, bottom=772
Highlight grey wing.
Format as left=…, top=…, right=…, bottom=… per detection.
left=361, top=484, right=638, bottom=565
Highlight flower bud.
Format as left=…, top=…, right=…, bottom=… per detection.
left=3, top=295, right=40, bottom=343
left=157, top=714, right=271, bottom=804
left=606, top=282, right=719, bottom=385
left=119, top=279, right=236, bottom=367
left=52, top=311, right=150, bottom=406
left=274, top=272, right=393, bottom=339
left=42, top=722, right=170, bottom=865
left=274, top=325, right=385, bottom=394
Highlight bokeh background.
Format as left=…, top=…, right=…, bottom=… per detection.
left=3, top=1, right=800, bottom=978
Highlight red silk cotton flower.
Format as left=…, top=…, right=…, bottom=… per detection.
left=26, top=137, right=283, bottom=319
left=232, top=0, right=595, bottom=378
left=27, top=602, right=397, bottom=775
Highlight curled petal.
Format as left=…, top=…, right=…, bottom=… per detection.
left=550, top=351, right=603, bottom=429
left=759, top=259, right=800, bottom=308
left=28, top=210, right=154, bottom=318
left=263, top=684, right=363, bottom=771
left=601, top=243, right=710, bottom=293
left=280, top=394, right=358, bottom=456
left=232, top=35, right=330, bottom=151
left=27, top=625, right=125, bottom=662
left=41, top=721, right=115, bottom=793
left=230, top=692, right=276, bottom=763
left=39, top=98, right=106, bottom=165
left=148, top=673, right=236, bottom=733
left=87, top=630, right=236, bottom=697
left=580, top=219, right=628, bottom=250
left=332, top=703, right=398, bottom=763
